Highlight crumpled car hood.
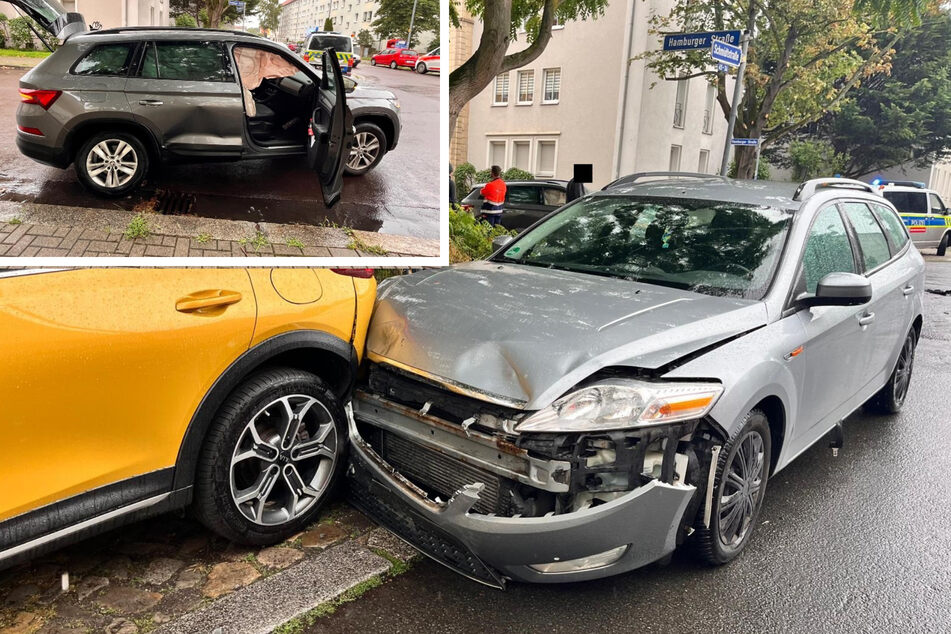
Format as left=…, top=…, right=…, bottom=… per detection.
left=367, top=262, right=768, bottom=409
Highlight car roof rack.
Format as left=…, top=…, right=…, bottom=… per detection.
left=602, top=171, right=729, bottom=190
left=90, top=26, right=263, bottom=37
left=792, top=178, right=876, bottom=202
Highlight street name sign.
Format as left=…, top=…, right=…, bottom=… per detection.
left=662, top=30, right=741, bottom=51
left=711, top=40, right=742, bottom=67
left=731, top=138, right=760, bottom=146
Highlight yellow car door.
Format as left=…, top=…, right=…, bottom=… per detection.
left=0, top=268, right=256, bottom=522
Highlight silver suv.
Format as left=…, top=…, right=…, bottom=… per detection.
left=12, top=0, right=354, bottom=205
left=348, top=175, right=924, bottom=587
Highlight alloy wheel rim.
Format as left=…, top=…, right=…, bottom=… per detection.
left=347, top=132, right=381, bottom=170
left=718, top=430, right=765, bottom=548
left=894, top=336, right=914, bottom=405
left=229, top=394, right=337, bottom=526
left=85, top=139, right=138, bottom=189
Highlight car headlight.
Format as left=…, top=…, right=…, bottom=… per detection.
left=516, top=380, right=723, bottom=433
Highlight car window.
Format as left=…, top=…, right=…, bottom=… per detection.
left=405, top=50, right=417, bottom=56
left=929, top=193, right=946, bottom=213
left=72, top=44, right=134, bottom=76
left=495, top=195, right=791, bottom=299
left=882, top=191, right=927, bottom=214
left=842, top=202, right=891, bottom=270
left=803, top=205, right=855, bottom=294
left=306, top=34, right=352, bottom=52
left=140, top=41, right=234, bottom=82
left=506, top=186, right=539, bottom=204
left=871, top=203, right=909, bottom=250
left=543, top=188, right=566, bottom=206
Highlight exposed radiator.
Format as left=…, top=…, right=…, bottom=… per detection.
left=380, top=431, right=515, bottom=516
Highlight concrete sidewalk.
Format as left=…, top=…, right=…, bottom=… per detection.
left=0, top=201, right=440, bottom=258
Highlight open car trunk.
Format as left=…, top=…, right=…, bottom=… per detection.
left=6, top=0, right=85, bottom=40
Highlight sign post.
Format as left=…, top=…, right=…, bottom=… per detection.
left=719, top=30, right=751, bottom=177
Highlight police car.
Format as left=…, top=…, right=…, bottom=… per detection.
left=302, top=31, right=355, bottom=74
left=877, top=180, right=951, bottom=255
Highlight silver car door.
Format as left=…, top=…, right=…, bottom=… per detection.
left=126, top=40, right=244, bottom=158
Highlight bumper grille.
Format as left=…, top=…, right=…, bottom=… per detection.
left=380, top=431, right=515, bottom=516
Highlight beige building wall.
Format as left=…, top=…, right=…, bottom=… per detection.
left=449, top=5, right=474, bottom=168
left=59, top=0, right=171, bottom=29
left=278, top=0, right=435, bottom=50
left=466, top=0, right=732, bottom=188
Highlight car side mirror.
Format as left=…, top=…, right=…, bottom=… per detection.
left=798, top=272, right=872, bottom=307
left=492, top=235, right=514, bottom=251
left=343, top=76, right=357, bottom=93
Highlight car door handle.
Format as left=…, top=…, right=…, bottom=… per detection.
left=903, top=285, right=915, bottom=296
left=138, top=99, right=164, bottom=106
left=176, top=290, right=242, bottom=313
left=858, top=312, right=876, bottom=326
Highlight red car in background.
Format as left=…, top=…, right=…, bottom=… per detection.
left=371, top=48, right=419, bottom=69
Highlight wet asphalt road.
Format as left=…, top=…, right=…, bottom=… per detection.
left=309, top=259, right=951, bottom=633
left=0, top=63, right=439, bottom=238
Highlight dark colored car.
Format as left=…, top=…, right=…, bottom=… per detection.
left=371, top=48, right=419, bottom=69
left=13, top=1, right=353, bottom=204
left=461, top=179, right=585, bottom=232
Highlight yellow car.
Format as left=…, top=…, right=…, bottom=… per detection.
left=0, top=267, right=375, bottom=569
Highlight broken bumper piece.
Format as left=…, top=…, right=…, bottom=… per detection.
left=346, top=405, right=696, bottom=587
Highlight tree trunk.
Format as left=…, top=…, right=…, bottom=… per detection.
left=734, top=146, right=756, bottom=179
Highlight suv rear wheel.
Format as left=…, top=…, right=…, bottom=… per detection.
left=75, top=131, right=149, bottom=197
left=193, top=368, right=347, bottom=545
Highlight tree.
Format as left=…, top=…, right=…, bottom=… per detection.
left=170, top=0, right=262, bottom=28
left=175, top=14, right=198, bottom=27
left=449, top=0, right=608, bottom=139
left=805, top=12, right=951, bottom=177
left=259, top=0, right=281, bottom=33
left=372, top=0, right=439, bottom=48
left=324, top=17, right=334, bottom=31
left=639, top=0, right=934, bottom=179
left=357, top=29, right=374, bottom=51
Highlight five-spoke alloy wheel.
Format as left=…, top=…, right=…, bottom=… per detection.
left=194, top=368, right=346, bottom=544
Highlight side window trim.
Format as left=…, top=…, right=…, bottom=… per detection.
left=838, top=198, right=902, bottom=275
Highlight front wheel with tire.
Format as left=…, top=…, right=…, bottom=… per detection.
left=193, top=368, right=346, bottom=545
left=75, top=132, right=149, bottom=197
left=416, top=62, right=427, bottom=74
left=693, top=410, right=771, bottom=565
left=389, top=61, right=397, bottom=69
left=345, top=121, right=387, bottom=176
left=370, top=58, right=377, bottom=66
left=938, top=232, right=949, bottom=257
left=866, top=328, right=917, bottom=414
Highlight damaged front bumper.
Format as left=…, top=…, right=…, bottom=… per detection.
left=346, top=392, right=697, bottom=587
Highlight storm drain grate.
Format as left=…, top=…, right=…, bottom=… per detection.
left=154, top=190, right=197, bottom=215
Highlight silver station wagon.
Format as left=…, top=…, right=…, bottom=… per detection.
left=347, top=175, right=924, bottom=587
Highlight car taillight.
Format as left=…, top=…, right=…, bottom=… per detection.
left=303, top=54, right=310, bottom=62
left=331, top=268, right=375, bottom=278
left=19, top=89, right=61, bottom=110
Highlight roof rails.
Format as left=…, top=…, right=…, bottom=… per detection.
left=90, top=26, right=263, bottom=38
left=792, top=178, right=876, bottom=202
left=602, top=171, right=728, bottom=190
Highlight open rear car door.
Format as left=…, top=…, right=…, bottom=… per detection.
left=6, top=0, right=85, bottom=40
left=307, top=49, right=353, bottom=208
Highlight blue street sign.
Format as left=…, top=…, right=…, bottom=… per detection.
left=717, top=62, right=729, bottom=73
left=711, top=40, right=742, bottom=67
left=662, top=30, right=741, bottom=51
left=229, top=0, right=245, bottom=6
left=731, top=138, right=760, bottom=146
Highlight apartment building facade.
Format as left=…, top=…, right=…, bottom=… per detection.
left=278, top=0, right=379, bottom=44
left=465, top=0, right=732, bottom=189
left=62, top=0, right=170, bottom=29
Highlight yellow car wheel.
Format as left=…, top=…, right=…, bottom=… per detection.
left=193, top=367, right=346, bottom=544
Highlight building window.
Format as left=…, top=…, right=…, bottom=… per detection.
left=673, top=81, right=688, bottom=128
left=542, top=68, right=561, bottom=104
left=703, top=84, right=715, bottom=134
left=489, top=140, right=507, bottom=168
left=493, top=73, right=509, bottom=105
left=669, top=145, right=682, bottom=171
left=513, top=140, right=531, bottom=170
left=698, top=149, right=710, bottom=173
left=517, top=70, right=534, bottom=104
left=536, top=140, right=557, bottom=177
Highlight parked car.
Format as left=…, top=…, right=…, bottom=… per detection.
left=876, top=181, right=951, bottom=255
left=301, top=31, right=354, bottom=75
left=415, top=47, right=440, bottom=74
left=345, top=80, right=402, bottom=176
left=0, top=267, right=376, bottom=570
left=460, top=179, right=583, bottom=232
left=352, top=52, right=361, bottom=67
left=348, top=175, right=924, bottom=587
left=371, top=48, right=418, bottom=69
left=14, top=13, right=353, bottom=205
